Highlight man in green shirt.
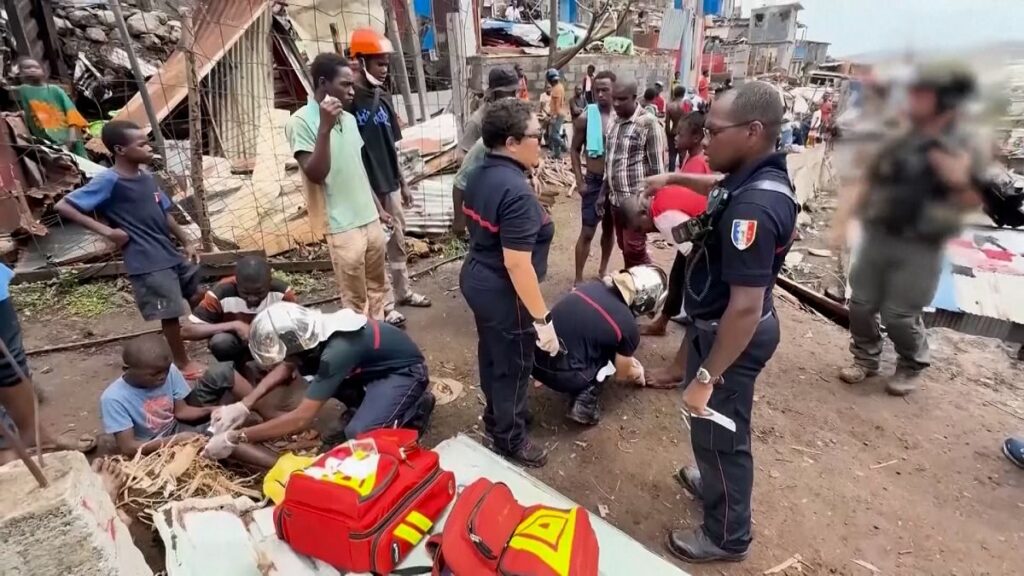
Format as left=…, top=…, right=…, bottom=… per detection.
left=451, top=67, right=521, bottom=235
left=287, top=53, right=391, bottom=320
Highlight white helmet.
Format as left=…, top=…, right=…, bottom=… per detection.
left=606, top=265, right=668, bottom=316
left=249, top=302, right=368, bottom=366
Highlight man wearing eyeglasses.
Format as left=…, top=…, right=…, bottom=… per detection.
left=645, top=81, right=797, bottom=563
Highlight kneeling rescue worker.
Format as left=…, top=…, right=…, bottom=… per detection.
left=532, top=265, right=666, bottom=425
left=647, top=81, right=797, bottom=563
left=202, top=302, right=435, bottom=458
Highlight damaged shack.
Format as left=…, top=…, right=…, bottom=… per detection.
left=1, top=0, right=463, bottom=276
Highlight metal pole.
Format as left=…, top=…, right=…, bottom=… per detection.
left=383, top=1, right=418, bottom=125
left=403, top=0, right=430, bottom=121
left=109, top=0, right=166, bottom=158
left=446, top=12, right=467, bottom=142
left=181, top=8, right=212, bottom=251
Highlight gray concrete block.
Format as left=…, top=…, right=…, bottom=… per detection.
left=0, top=451, right=152, bottom=576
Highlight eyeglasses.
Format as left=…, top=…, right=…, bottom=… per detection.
left=704, top=120, right=780, bottom=139
left=521, top=131, right=543, bottom=140
left=703, top=121, right=753, bottom=139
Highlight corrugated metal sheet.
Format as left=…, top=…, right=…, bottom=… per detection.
left=207, top=8, right=273, bottom=172
left=925, top=310, right=1024, bottom=343
left=658, top=9, right=688, bottom=50
left=404, top=175, right=455, bottom=236
left=931, top=227, right=1024, bottom=320
left=114, top=0, right=273, bottom=132
left=928, top=226, right=1024, bottom=339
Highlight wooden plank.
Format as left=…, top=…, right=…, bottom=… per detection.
left=776, top=275, right=850, bottom=328
left=11, top=250, right=266, bottom=284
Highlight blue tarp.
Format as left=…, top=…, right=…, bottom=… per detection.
left=414, top=0, right=435, bottom=51
left=703, top=0, right=725, bottom=16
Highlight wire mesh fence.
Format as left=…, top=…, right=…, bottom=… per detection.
left=2, top=0, right=476, bottom=280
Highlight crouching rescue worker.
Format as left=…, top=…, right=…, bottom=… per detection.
left=532, top=265, right=666, bottom=425
left=646, top=81, right=797, bottom=563
left=460, top=99, right=557, bottom=469
left=202, top=302, right=435, bottom=459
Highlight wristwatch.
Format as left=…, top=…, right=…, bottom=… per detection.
left=534, top=311, right=552, bottom=325
left=695, top=367, right=716, bottom=386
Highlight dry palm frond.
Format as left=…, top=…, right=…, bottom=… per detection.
left=110, top=437, right=262, bottom=526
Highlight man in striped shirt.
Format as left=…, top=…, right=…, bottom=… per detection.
left=605, top=79, right=667, bottom=267
left=183, top=256, right=296, bottom=368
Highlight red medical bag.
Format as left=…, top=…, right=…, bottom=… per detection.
left=273, top=428, right=455, bottom=573
left=425, top=478, right=600, bottom=576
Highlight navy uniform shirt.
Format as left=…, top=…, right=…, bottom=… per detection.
left=463, top=154, right=554, bottom=281
left=301, top=321, right=425, bottom=401
left=684, top=153, right=797, bottom=321
left=553, top=281, right=640, bottom=368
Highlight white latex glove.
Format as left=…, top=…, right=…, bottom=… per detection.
left=534, top=320, right=559, bottom=356
left=202, top=432, right=237, bottom=460
left=209, top=402, right=250, bottom=435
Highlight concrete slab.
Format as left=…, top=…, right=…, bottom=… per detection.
left=0, top=451, right=153, bottom=576
left=158, top=435, right=689, bottom=575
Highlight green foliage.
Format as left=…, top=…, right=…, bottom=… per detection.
left=10, top=271, right=126, bottom=318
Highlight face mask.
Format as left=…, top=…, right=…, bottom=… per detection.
left=365, top=67, right=383, bottom=87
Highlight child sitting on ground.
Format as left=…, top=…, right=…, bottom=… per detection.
left=56, top=121, right=205, bottom=379
left=99, top=335, right=276, bottom=467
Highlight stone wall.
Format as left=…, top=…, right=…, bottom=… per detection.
left=468, top=53, right=676, bottom=97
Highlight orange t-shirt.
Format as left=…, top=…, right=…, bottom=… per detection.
left=549, top=83, right=566, bottom=119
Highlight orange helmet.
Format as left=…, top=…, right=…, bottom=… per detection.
left=349, top=28, right=394, bottom=58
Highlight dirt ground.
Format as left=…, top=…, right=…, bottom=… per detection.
left=18, top=191, right=1024, bottom=575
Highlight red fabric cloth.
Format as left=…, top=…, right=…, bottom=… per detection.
left=652, top=95, right=666, bottom=114
left=679, top=153, right=711, bottom=175
left=698, top=76, right=710, bottom=101
left=651, top=185, right=707, bottom=221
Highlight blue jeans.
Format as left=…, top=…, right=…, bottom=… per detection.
left=548, top=116, right=565, bottom=158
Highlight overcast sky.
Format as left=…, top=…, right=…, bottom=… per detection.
left=740, top=0, right=1024, bottom=57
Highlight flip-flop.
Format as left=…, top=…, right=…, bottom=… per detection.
left=400, top=293, right=432, bottom=308
left=1003, top=437, right=1024, bottom=469
left=385, top=309, right=407, bottom=328
left=27, top=433, right=97, bottom=454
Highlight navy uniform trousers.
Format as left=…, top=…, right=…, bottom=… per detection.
left=460, top=258, right=534, bottom=453
left=684, top=311, right=780, bottom=553
left=532, top=352, right=600, bottom=397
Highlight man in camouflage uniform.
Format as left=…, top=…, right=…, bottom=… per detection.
left=839, top=62, right=988, bottom=396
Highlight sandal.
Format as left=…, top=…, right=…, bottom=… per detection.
left=385, top=309, right=407, bottom=328
left=27, top=433, right=97, bottom=454
left=399, top=293, right=432, bottom=308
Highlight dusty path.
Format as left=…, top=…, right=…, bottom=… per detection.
left=21, top=194, right=1024, bottom=575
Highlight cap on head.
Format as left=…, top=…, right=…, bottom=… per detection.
left=349, top=27, right=394, bottom=58
left=546, top=68, right=560, bottom=82
left=487, top=67, right=520, bottom=95
left=606, top=265, right=668, bottom=316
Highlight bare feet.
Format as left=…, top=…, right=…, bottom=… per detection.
left=640, top=316, right=670, bottom=337
left=643, top=366, right=684, bottom=389
left=92, top=458, right=132, bottom=526
left=92, top=458, right=126, bottom=498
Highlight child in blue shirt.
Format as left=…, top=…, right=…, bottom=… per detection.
left=99, top=334, right=276, bottom=467
left=56, top=121, right=205, bottom=379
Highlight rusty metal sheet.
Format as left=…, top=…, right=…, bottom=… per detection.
left=113, top=0, right=273, bottom=133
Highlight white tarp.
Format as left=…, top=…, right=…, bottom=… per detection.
left=157, top=435, right=691, bottom=576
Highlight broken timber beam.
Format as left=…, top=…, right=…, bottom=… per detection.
left=776, top=275, right=850, bottom=328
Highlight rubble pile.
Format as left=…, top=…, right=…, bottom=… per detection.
left=51, top=0, right=181, bottom=107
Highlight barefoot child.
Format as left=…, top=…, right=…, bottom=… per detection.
left=99, top=335, right=276, bottom=468
left=56, top=121, right=205, bottom=378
